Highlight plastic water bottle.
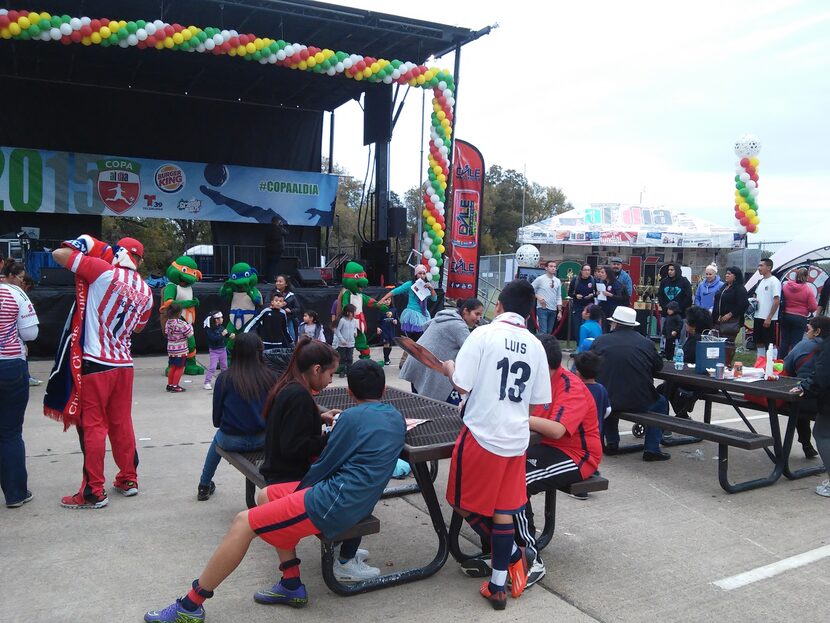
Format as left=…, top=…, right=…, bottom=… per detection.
left=673, top=347, right=684, bottom=371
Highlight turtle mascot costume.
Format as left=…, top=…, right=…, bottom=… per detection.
left=337, top=261, right=387, bottom=359
left=220, top=262, right=263, bottom=350
left=160, top=256, right=204, bottom=375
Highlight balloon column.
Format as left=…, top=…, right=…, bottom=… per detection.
left=0, top=8, right=455, bottom=283
left=733, top=134, right=762, bottom=235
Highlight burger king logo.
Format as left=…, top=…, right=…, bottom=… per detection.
left=155, top=164, right=186, bottom=193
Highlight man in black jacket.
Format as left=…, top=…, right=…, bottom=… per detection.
left=591, top=307, right=670, bottom=461
left=791, top=339, right=830, bottom=496
left=657, top=262, right=693, bottom=316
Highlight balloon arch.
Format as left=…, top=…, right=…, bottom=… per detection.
left=0, top=8, right=453, bottom=282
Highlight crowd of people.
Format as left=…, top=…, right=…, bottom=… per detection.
left=3, top=241, right=830, bottom=620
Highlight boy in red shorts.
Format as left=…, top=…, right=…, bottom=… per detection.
left=443, top=279, right=552, bottom=610
left=144, top=360, right=405, bottom=622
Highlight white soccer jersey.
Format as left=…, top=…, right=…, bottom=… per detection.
left=69, top=251, right=154, bottom=366
left=452, top=312, right=552, bottom=457
left=755, top=275, right=782, bottom=321
left=0, top=284, right=39, bottom=360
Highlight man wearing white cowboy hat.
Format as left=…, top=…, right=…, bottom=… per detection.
left=590, top=306, right=671, bottom=461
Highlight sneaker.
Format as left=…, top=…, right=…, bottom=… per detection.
left=6, top=490, right=34, bottom=508
left=461, top=553, right=492, bottom=578
left=28, top=377, right=42, bottom=386
left=114, top=481, right=139, bottom=497
left=203, top=382, right=212, bottom=390
left=197, top=482, right=216, bottom=501
left=479, top=581, right=507, bottom=610
left=384, top=360, right=391, bottom=366
left=253, top=580, right=308, bottom=607
left=526, top=555, right=547, bottom=588
left=60, top=492, right=108, bottom=509
left=816, top=480, right=830, bottom=498
left=507, top=547, right=529, bottom=598
left=342, top=547, right=369, bottom=563
left=170, top=385, right=186, bottom=393
left=144, top=599, right=205, bottom=622
left=333, top=557, right=380, bottom=582
left=803, top=443, right=819, bottom=459
left=567, top=492, right=588, bottom=500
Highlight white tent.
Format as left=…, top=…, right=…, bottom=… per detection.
left=745, top=238, right=830, bottom=291
left=517, top=204, right=743, bottom=249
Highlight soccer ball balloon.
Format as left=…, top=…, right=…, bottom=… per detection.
left=734, top=134, right=761, bottom=157
left=515, top=244, right=541, bottom=267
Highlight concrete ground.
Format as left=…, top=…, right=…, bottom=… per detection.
left=3, top=350, right=829, bottom=623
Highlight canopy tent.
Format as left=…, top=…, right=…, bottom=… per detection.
left=745, top=238, right=830, bottom=291
left=517, top=205, right=744, bottom=249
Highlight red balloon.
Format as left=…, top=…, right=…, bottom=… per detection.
left=740, top=157, right=750, bottom=167
left=299, top=48, right=310, bottom=60
left=146, top=35, right=156, bottom=46
left=61, top=36, right=72, bottom=45
left=0, top=15, right=9, bottom=28
left=745, top=167, right=755, bottom=176
left=80, top=24, right=92, bottom=36
left=6, top=11, right=19, bottom=22
left=750, top=174, right=758, bottom=182
left=165, top=25, right=174, bottom=36
left=740, top=217, right=749, bottom=226
left=70, top=30, right=82, bottom=42
left=90, top=19, right=101, bottom=30
left=238, top=34, right=249, bottom=45
left=747, top=223, right=757, bottom=233
left=172, top=23, right=182, bottom=32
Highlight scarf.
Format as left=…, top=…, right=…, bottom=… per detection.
left=43, top=237, right=115, bottom=430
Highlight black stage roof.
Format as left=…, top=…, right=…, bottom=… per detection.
left=0, top=0, right=478, bottom=111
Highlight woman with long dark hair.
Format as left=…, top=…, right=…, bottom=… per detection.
left=712, top=266, right=749, bottom=365
left=597, top=265, right=628, bottom=331
left=197, top=333, right=276, bottom=501
left=272, top=274, right=300, bottom=341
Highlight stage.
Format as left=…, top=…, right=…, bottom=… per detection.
left=27, top=282, right=443, bottom=358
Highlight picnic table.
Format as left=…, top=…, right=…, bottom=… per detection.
left=653, top=361, right=825, bottom=491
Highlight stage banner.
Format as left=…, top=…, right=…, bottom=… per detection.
left=0, top=146, right=338, bottom=227
left=446, top=140, right=484, bottom=299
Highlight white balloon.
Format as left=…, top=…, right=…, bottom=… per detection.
left=434, top=138, right=444, bottom=148
left=81, top=16, right=91, bottom=26
left=119, top=39, right=130, bottom=48
left=428, top=258, right=437, bottom=267
left=40, top=30, right=51, bottom=41
left=430, top=266, right=440, bottom=275
left=220, top=29, right=230, bottom=40
left=383, top=75, right=393, bottom=84
left=196, top=43, right=206, bottom=53
left=204, top=38, right=215, bottom=50
left=127, top=34, right=138, bottom=46
left=60, top=23, right=72, bottom=36
left=153, top=20, right=165, bottom=30
left=145, top=23, right=157, bottom=36
left=745, top=180, right=756, bottom=189
left=212, top=33, right=223, bottom=45
left=739, top=172, right=750, bottom=182
left=49, top=28, right=61, bottom=41
left=69, top=17, right=81, bottom=30
left=276, top=49, right=286, bottom=61
left=328, top=67, right=337, bottom=76
left=438, top=81, right=447, bottom=90
left=284, top=45, right=295, bottom=56
left=391, top=69, right=401, bottom=79
left=423, top=250, right=433, bottom=260
left=0, top=9, right=7, bottom=15
left=436, top=201, right=444, bottom=210
left=443, top=88, right=453, bottom=99
left=136, top=29, right=148, bottom=41
left=343, top=58, right=353, bottom=69
left=749, top=188, right=759, bottom=197
left=426, top=186, right=435, bottom=196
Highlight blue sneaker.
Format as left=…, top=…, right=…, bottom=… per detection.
left=144, top=599, right=205, bottom=622
left=253, top=581, right=308, bottom=607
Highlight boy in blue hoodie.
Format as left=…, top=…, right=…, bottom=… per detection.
left=144, top=360, right=406, bottom=622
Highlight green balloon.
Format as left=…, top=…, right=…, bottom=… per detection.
left=51, top=15, right=61, bottom=28
left=136, top=20, right=147, bottom=29
left=736, top=181, right=745, bottom=190
left=28, top=24, right=40, bottom=37
left=127, top=21, right=137, bottom=33
left=739, top=188, right=749, bottom=198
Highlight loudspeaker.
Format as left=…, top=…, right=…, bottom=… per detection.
left=296, top=268, right=326, bottom=287
left=363, top=85, right=393, bottom=146
left=361, top=240, right=390, bottom=285
left=39, top=267, right=75, bottom=286
left=388, top=207, right=407, bottom=237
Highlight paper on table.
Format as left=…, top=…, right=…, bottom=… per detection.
left=596, top=282, right=607, bottom=301
left=405, top=418, right=430, bottom=431
left=411, top=278, right=431, bottom=301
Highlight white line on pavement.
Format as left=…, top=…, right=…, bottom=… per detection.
left=713, top=545, right=830, bottom=590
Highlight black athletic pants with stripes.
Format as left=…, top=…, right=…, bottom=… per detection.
left=514, top=444, right=583, bottom=559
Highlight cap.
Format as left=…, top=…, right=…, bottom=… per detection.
left=610, top=256, right=623, bottom=264
left=117, top=237, right=144, bottom=260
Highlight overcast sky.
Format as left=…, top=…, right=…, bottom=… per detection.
left=321, top=0, right=830, bottom=243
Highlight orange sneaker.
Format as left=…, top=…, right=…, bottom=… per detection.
left=479, top=581, right=507, bottom=610
left=507, top=547, right=529, bottom=598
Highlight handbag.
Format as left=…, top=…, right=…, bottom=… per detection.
left=716, top=318, right=740, bottom=338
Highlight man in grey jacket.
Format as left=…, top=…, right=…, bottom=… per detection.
left=400, top=298, right=484, bottom=403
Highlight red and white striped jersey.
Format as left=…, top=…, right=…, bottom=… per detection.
left=0, top=283, right=39, bottom=360
left=69, top=251, right=154, bottom=367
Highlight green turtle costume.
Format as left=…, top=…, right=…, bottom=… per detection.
left=220, top=262, right=263, bottom=349
left=337, top=261, right=387, bottom=359
left=160, top=256, right=204, bottom=375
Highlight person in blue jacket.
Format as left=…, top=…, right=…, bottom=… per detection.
left=144, top=360, right=406, bottom=622
left=577, top=304, right=604, bottom=352
left=694, top=264, right=724, bottom=312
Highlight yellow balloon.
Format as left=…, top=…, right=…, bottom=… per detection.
left=173, top=32, right=184, bottom=45
left=438, top=174, right=446, bottom=183
left=307, top=57, right=317, bottom=68
left=440, top=181, right=447, bottom=190
left=750, top=157, right=759, bottom=167
left=254, top=38, right=264, bottom=49
left=354, top=71, right=363, bottom=81
left=246, top=42, right=256, bottom=54
left=100, top=26, right=111, bottom=39
left=0, top=28, right=11, bottom=40
left=28, top=13, right=40, bottom=25
left=315, top=52, right=325, bottom=63
left=228, top=47, right=237, bottom=56
left=432, top=165, right=441, bottom=175
left=363, top=67, right=372, bottom=78
left=416, top=75, right=426, bottom=85
left=182, top=29, right=192, bottom=41
left=8, top=22, right=20, bottom=36
left=81, top=36, right=91, bottom=45
left=39, top=12, right=51, bottom=21
left=408, top=78, right=417, bottom=86
left=109, top=20, right=119, bottom=31
left=750, top=215, right=760, bottom=224
left=371, top=62, right=380, bottom=73
left=422, top=209, right=431, bottom=218
left=18, top=16, right=30, bottom=30
left=427, top=216, right=436, bottom=226
left=155, top=40, right=164, bottom=50
left=437, top=244, right=445, bottom=254
left=90, top=31, right=102, bottom=44
left=298, top=60, right=308, bottom=70
left=432, top=223, right=442, bottom=233
left=164, top=37, right=174, bottom=49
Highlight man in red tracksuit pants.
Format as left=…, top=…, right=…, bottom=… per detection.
left=53, top=236, right=154, bottom=509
